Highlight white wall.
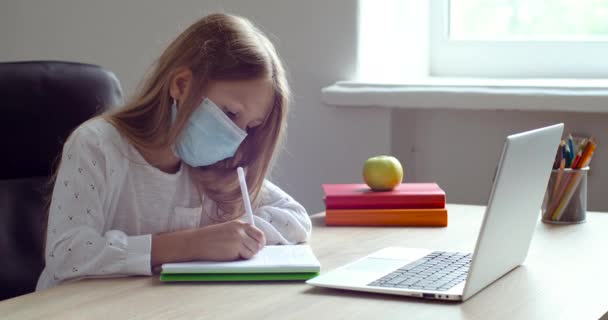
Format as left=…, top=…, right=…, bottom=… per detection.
left=0, top=0, right=392, bottom=214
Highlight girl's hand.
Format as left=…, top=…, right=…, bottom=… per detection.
left=188, top=220, right=266, bottom=261
left=151, top=220, right=266, bottom=269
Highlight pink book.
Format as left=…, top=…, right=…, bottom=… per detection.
left=322, top=183, right=446, bottom=209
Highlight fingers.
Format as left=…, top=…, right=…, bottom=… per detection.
left=239, top=236, right=259, bottom=259
left=238, top=225, right=266, bottom=259
left=244, top=225, right=266, bottom=248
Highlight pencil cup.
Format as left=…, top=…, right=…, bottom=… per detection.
left=541, top=167, right=589, bottom=224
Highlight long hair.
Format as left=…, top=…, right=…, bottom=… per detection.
left=103, top=13, right=290, bottom=220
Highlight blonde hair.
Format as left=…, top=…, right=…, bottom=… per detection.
left=104, top=13, right=290, bottom=220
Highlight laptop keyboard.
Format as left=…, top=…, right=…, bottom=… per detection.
left=367, top=251, right=471, bottom=291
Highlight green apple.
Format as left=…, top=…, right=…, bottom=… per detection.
left=363, top=155, right=404, bottom=191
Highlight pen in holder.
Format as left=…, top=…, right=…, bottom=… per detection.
left=542, top=167, right=589, bottom=224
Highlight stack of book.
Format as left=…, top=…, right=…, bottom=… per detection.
left=322, top=183, right=447, bottom=226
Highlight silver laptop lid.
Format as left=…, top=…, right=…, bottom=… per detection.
left=462, top=124, right=564, bottom=300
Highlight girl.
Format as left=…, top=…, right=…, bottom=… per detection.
left=37, top=13, right=311, bottom=290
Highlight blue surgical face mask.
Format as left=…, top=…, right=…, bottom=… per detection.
left=172, top=98, right=247, bottom=167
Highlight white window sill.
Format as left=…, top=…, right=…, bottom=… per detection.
left=322, top=78, right=608, bottom=113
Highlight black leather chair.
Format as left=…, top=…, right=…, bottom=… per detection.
left=0, top=61, right=123, bottom=300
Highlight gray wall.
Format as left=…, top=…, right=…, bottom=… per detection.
left=393, top=110, right=607, bottom=211
left=2, top=1, right=604, bottom=213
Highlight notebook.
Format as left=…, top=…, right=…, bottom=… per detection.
left=322, top=183, right=446, bottom=209
left=160, top=245, right=321, bottom=282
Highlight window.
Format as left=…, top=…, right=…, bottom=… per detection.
left=449, top=0, right=608, bottom=40
left=430, top=0, right=608, bottom=78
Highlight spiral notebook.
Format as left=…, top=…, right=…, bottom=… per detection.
left=160, top=245, right=321, bottom=281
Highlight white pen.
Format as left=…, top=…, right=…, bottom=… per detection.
left=237, top=167, right=255, bottom=226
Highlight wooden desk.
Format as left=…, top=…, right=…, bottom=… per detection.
left=2, top=204, right=607, bottom=320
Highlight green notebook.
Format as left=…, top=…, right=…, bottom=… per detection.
left=160, top=245, right=321, bottom=282
left=160, top=272, right=319, bottom=282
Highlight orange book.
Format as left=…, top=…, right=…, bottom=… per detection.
left=325, top=208, right=448, bottom=227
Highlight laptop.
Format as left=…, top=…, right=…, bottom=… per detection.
left=307, top=123, right=564, bottom=301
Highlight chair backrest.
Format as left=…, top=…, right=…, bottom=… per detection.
left=0, top=61, right=123, bottom=300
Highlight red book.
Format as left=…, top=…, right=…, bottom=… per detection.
left=322, top=183, right=446, bottom=209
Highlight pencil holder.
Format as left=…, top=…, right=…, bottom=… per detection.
left=541, top=167, right=588, bottom=224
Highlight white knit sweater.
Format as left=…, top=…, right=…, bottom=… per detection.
left=37, top=118, right=311, bottom=290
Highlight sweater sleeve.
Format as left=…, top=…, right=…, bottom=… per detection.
left=253, top=180, right=312, bottom=245
left=43, top=125, right=151, bottom=286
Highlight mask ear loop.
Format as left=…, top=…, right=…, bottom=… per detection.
left=170, top=98, right=180, bottom=158
left=170, top=98, right=178, bottom=122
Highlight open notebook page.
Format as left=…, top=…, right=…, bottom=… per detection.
left=161, top=245, right=320, bottom=274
